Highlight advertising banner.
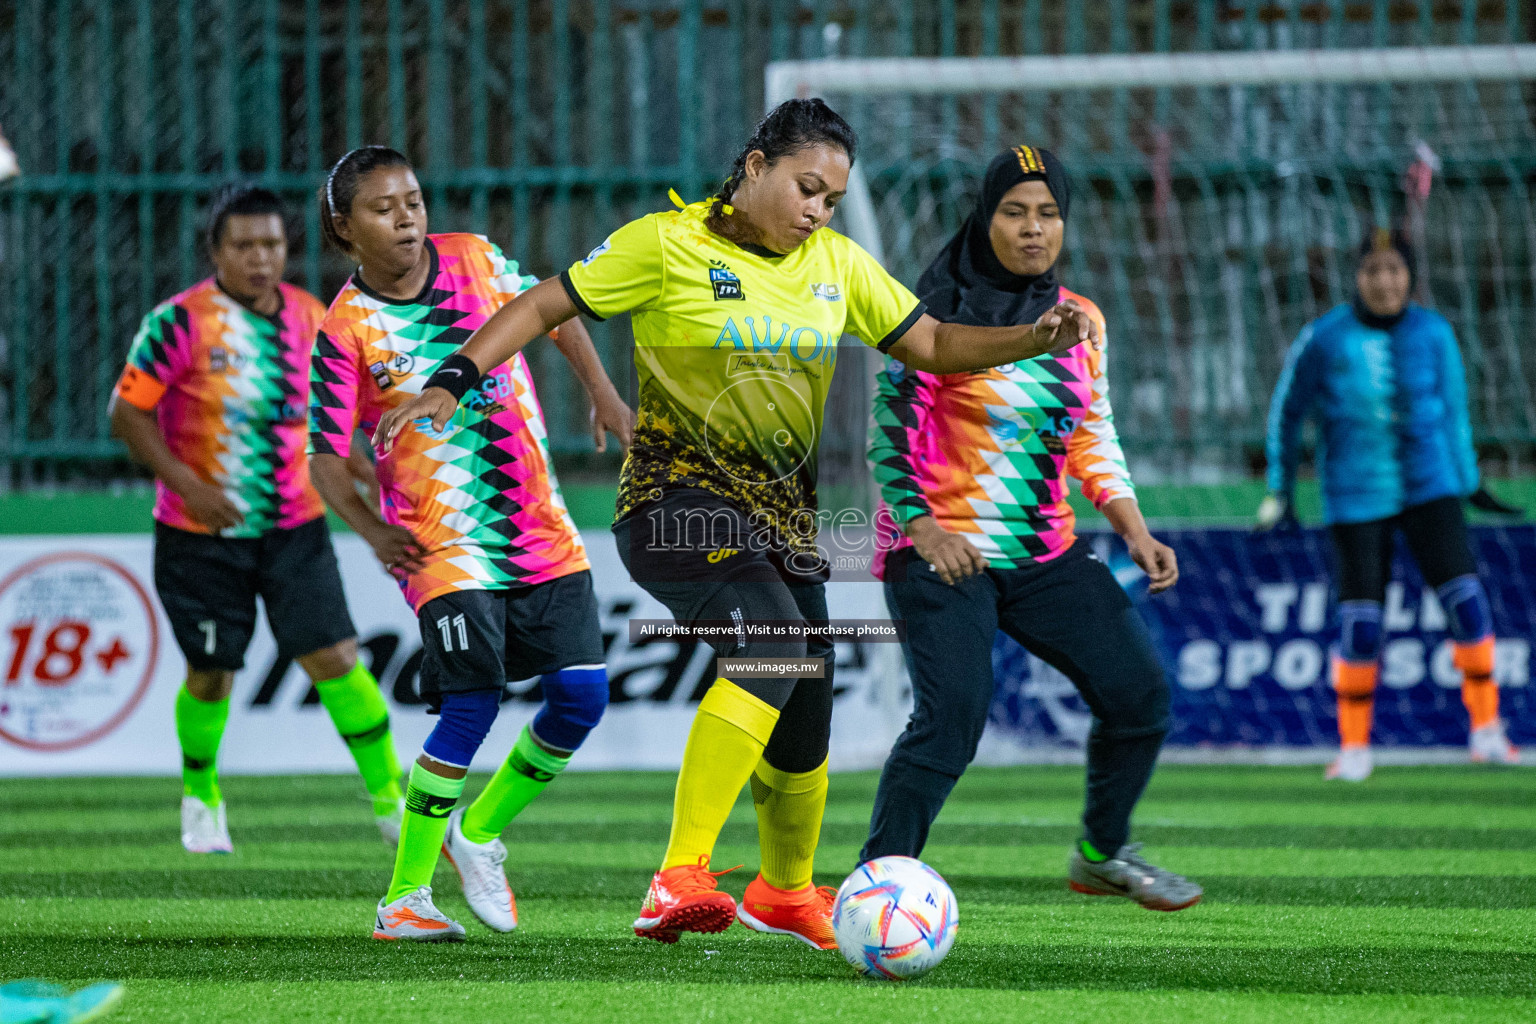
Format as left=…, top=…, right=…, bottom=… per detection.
left=3, top=525, right=1531, bottom=775
left=988, top=527, right=1534, bottom=757
left=0, top=532, right=908, bottom=777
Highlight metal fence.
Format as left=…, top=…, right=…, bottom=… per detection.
left=2, top=0, right=1533, bottom=481
left=834, top=66, right=1536, bottom=481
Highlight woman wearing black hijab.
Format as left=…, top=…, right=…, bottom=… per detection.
left=863, top=146, right=1201, bottom=911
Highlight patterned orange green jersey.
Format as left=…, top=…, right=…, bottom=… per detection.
left=114, top=278, right=327, bottom=537
left=308, top=233, right=587, bottom=612
left=561, top=201, right=924, bottom=550
left=869, top=288, right=1134, bottom=573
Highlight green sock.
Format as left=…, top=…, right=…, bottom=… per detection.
left=460, top=725, right=573, bottom=844
left=385, top=763, right=466, bottom=903
left=1080, top=839, right=1110, bottom=862
left=314, top=661, right=403, bottom=815
left=175, top=685, right=230, bottom=809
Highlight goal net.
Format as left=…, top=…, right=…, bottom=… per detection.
left=773, top=46, right=1536, bottom=513
left=770, top=48, right=1536, bottom=760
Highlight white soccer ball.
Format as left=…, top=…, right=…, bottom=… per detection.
left=832, top=855, right=958, bottom=980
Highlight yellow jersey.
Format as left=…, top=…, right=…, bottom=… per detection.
left=561, top=201, right=924, bottom=548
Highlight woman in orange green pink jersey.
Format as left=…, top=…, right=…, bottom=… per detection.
left=109, top=185, right=404, bottom=856
left=862, top=146, right=1201, bottom=911
left=374, top=101, right=1097, bottom=951
left=304, top=147, right=634, bottom=942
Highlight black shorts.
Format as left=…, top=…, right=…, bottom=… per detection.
left=153, top=517, right=356, bottom=672
left=1330, top=495, right=1478, bottom=602
left=611, top=487, right=828, bottom=622
left=612, top=488, right=835, bottom=773
left=418, top=570, right=605, bottom=707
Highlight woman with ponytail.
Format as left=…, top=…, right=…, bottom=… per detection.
left=306, top=146, right=633, bottom=942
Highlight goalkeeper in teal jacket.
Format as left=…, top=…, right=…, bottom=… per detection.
left=1261, top=227, right=1521, bottom=780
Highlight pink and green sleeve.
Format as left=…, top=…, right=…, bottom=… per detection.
left=308, top=329, right=363, bottom=459
left=115, top=301, right=192, bottom=411
left=1064, top=338, right=1135, bottom=508
left=867, top=357, right=939, bottom=525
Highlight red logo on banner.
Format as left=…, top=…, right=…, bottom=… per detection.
left=0, top=552, right=159, bottom=752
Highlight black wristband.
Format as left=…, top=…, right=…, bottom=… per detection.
left=424, top=353, right=481, bottom=402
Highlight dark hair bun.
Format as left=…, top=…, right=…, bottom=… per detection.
left=713, top=98, right=858, bottom=213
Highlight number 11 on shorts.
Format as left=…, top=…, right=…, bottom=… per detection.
left=436, top=613, right=469, bottom=652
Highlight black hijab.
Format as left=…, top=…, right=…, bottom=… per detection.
left=916, top=145, right=1071, bottom=328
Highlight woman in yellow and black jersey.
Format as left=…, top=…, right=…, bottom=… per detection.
left=376, top=98, right=1098, bottom=952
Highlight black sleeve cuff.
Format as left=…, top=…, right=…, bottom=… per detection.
left=876, top=302, right=928, bottom=355
left=559, top=269, right=605, bottom=322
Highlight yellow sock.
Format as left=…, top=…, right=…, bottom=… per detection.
left=661, top=679, right=780, bottom=871
left=750, top=756, right=828, bottom=891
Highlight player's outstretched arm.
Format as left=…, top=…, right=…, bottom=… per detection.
left=109, top=394, right=244, bottom=532
left=885, top=301, right=1099, bottom=374
left=373, top=278, right=580, bottom=453
left=548, top=315, right=635, bottom=452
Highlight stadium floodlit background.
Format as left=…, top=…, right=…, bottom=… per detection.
left=1, top=3, right=1534, bottom=1021
left=5, top=0, right=1536, bottom=497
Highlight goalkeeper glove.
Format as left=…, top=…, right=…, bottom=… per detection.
left=1254, top=492, right=1300, bottom=533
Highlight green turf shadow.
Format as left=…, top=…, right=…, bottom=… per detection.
left=9, top=934, right=1533, bottom=997
left=940, top=872, right=1536, bottom=910
left=7, top=821, right=1534, bottom=852
left=1137, top=783, right=1536, bottom=808
left=10, top=867, right=1536, bottom=910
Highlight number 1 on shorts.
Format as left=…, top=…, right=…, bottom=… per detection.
left=198, top=619, right=216, bottom=656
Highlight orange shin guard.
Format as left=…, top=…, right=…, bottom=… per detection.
left=1455, top=636, right=1499, bottom=731
left=1332, top=657, right=1377, bottom=748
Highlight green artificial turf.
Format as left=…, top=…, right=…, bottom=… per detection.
left=3, top=766, right=1533, bottom=1023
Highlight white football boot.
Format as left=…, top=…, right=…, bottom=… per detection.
left=180, top=796, right=233, bottom=853
left=1325, top=746, right=1373, bottom=782
left=373, top=886, right=466, bottom=941
left=375, top=796, right=405, bottom=848
left=442, top=808, right=518, bottom=932
left=1470, top=721, right=1520, bottom=765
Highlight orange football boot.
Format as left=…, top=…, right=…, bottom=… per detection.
left=633, top=857, right=738, bottom=943
left=735, top=874, right=837, bottom=950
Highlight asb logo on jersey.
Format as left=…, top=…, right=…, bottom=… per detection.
left=709, top=260, right=744, bottom=301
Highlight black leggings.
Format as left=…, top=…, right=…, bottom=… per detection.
left=1330, top=496, right=1477, bottom=601
left=613, top=493, right=834, bottom=774
left=863, top=542, right=1170, bottom=862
